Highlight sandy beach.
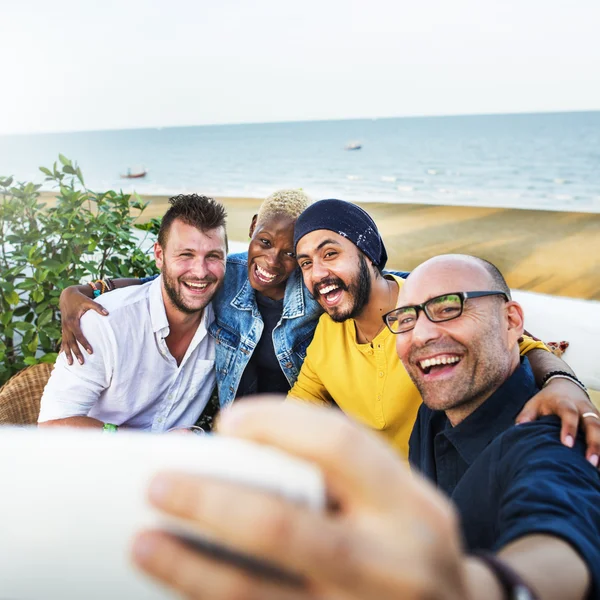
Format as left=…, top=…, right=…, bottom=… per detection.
left=37, top=191, right=600, bottom=300
left=135, top=195, right=600, bottom=301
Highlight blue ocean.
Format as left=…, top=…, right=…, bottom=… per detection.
left=1, top=111, right=599, bottom=212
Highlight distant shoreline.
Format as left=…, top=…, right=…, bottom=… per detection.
left=9, top=112, right=599, bottom=213
left=39, top=192, right=600, bottom=301
left=5, top=109, right=599, bottom=137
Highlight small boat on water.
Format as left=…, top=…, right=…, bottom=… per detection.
left=345, top=141, right=362, bottom=151
left=121, top=168, right=147, bottom=179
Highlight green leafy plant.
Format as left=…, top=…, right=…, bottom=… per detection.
left=0, top=155, right=160, bottom=385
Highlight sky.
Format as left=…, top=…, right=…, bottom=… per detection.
left=1, top=0, right=599, bottom=135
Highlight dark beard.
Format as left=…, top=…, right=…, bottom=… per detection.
left=162, top=267, right=214, bottom=315
left=329, top=254, right=372, bottom=323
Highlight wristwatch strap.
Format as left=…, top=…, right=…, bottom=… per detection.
left=473, top=552, right=539, bottom=600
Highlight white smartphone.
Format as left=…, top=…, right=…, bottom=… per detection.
left=0, top=427, right=325, bottom=600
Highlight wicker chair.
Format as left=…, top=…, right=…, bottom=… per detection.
left=0, top=363, right=53, bottom=425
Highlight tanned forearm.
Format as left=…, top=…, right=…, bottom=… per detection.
left=465, top=534, right=589, bottom=600
left=112, top=277, right=144, bottom=290
left=38, top=417, right=104, bottom=428
left=527, top=347, right=575, bottom=387
left=464, top=558, right=503, bottom=600
left=502, top=535, right=589, bottom=600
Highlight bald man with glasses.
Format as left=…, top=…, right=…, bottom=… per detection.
left=394, top=254, right=600, bottom=600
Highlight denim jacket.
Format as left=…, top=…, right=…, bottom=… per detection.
left=208, top=252, right=322, bottom=406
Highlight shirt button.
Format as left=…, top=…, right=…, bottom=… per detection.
left=285, top=362, right=293, bottom=369
left=157, top=417, right=164, bottom=423
left=168, top=394, right=173, bottom=400
left=379, top=371, right=384, bottom=377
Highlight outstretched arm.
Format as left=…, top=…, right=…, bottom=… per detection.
left=131, top=401, right=594, bottom=600
left=133, top=400, right=468, bottom=600
left=464, top=535, right=589, bottom=600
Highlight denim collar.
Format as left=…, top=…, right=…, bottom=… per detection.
left=230, top=267, right=307, bottom=319
left=435, top=356, right=539, bottom=467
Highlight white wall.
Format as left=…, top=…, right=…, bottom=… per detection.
left=512, top=290, right=600, bottom=390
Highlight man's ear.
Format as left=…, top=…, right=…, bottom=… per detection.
left=154, top=242, right=164, bottom=270
left=249, top=214, right=258, bottom=238
left=506, top=301, right=525, bottom=346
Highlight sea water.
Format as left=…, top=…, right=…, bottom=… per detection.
left=1, top=111, right=599, bottom=212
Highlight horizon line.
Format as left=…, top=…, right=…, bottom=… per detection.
left=2, top=107, right=599, bottom=138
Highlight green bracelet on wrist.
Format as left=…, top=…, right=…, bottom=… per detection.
left=102, top=423, right=118, bottom=433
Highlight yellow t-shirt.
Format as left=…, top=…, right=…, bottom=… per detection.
left=288, top=275, right=547, bottom=458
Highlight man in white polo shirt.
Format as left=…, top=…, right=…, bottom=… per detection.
left=38, top=194, right=227, bottom=432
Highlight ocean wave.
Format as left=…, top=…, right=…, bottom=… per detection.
left=2, top=112, right=598, bottom=214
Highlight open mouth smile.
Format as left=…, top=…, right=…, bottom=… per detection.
left=418, top=354, right=461, bottom=376
left=317, top=284, right=344, bottom=307
left=182, top=281, right=211, bottom=293
left=254, top=264, right=279, bottom=284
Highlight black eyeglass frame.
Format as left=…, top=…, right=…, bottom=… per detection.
left=382, top=290, right=510, bottom=334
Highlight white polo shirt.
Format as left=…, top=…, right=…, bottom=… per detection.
left=38, top=276, right=216, bottom=431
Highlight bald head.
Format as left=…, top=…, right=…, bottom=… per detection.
left=395, top=254, right=524, bottom=424
left=400, top=255, right=511, bottom=307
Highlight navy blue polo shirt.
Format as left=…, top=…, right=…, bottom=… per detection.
left=409, top=357, right=600, bottom=598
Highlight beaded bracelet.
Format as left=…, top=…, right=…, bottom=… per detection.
left=87, top=278, right=114, bottom=298
left=541, top=370, right=590, bottom=401
left=96, top=279, right=108, bottom=294
left=87, top=281, right=102, bottom=298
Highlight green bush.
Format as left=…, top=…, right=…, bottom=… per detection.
left=0, top=155, right=160, bottom=385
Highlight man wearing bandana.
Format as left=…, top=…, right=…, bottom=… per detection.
left=289, top=199, right=582, bottom=458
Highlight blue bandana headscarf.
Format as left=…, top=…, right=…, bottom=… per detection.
left=293, top=199, right=388, bottom=270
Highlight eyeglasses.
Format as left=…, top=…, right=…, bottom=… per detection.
left=382, top=291, right=509, bottom=334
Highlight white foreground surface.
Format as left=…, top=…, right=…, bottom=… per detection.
left=0, top=429, right=325, bottom=600
left=512, top=289, right=600, bottom=390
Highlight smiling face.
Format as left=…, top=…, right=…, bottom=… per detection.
left=296, top=230, right=373, bottom=322
left=154, top=218, right=227, bottom=316
left=247, top=212, right=298, bottom=300
left=394, top=256, right=523, bottom=422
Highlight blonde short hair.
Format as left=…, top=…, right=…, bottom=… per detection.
left=256, top=189, right=312, bottom=225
